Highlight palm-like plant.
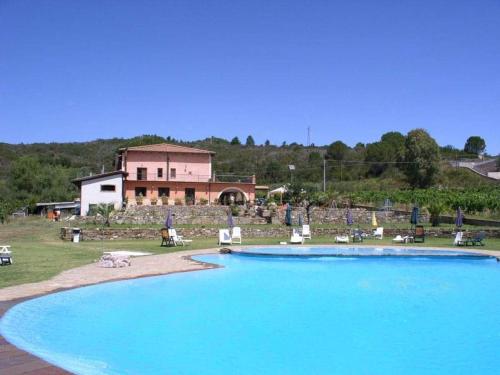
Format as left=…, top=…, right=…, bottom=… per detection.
left=95, top=203, right=114, bottom=227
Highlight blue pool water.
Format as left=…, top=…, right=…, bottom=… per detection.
left=1, top=249, right=499, bottom=374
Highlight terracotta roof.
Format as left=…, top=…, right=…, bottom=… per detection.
left=120, top=143, right=215, bottom=154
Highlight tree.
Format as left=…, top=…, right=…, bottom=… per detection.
left=245, top=135, right=255, bottom=146
left=230, top=137, right=241, bottom=145
left=403, top=129, right=440, bottom=188
left=464, top=136, right=486, bottom=156
left=264, top=140, right=271, bottom=146
left=365, top=132, right=405, bottom=176
left=326, top=141, right=349, bottom=161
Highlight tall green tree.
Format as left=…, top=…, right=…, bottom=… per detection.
left=464, top=136, right=486, bottom=156
left=365, top=131, right=405, bottom=176
left=326, top=141, right=349, bottom=161
left=230, top=137, right=241, bottom=145
left=245, top=135, right=255, bottom=146
left=403, top=129, right=440, bottom=188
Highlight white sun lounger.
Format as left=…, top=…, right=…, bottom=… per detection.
left=168, top=229, right=192, bottom=246
left=335, top=235, right=349, bottom=243
left=290, top=229, right=304, bottom=244
left=301, top=225, right=311, bottom=240
left=373, top=227, right=384, bottom=240
left=231, top=227, right=242, bottom=244
left=219, top=229, right=232, bottom=245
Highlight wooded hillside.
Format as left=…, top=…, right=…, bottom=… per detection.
left=0, top=132, right=497, bottom=215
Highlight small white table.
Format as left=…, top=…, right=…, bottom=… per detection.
left=0, top=245, right=12, bottom=265
left=0, top=245, right=11, bottom=254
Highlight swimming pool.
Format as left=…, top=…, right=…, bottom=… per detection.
left=1, top=248, right=499, bottom=374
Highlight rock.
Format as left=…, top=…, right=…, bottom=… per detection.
left=98, top=254, right=131, bottom=268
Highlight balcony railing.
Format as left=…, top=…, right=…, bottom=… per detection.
left=213, top=174, right=255, bottom=183
left=126, top=172, right=255, bottom=184
left=127, top=173, right=212, bottom=182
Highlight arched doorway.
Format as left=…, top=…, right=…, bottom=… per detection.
left=218, top=188, right=248, bottom=205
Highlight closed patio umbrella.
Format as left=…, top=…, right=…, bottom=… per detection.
left=346, top=208, right=354, bottom=226
left=371, top=211, right=377, bottom=227
left=455, top=207, right=464, bottom=228
left=285, top=204, right=292, bottom=226
left=165, top=209, right=173, bottom=229
left=298, top=213, right=303, bottom=227
left=227, top=210, right=234, bottom=229
left=410, top=206, right=419, bottom=227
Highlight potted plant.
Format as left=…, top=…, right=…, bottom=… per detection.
left=161, top=194, right=169, bottom=205
left=150, top=195, right=158, bottom=206
left=174, top=198, right=183, bottom=206
left=136, top=193, right=144, bottom=205
left=199, top=197, right=208, bottom=206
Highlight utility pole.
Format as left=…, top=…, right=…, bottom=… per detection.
left=323, top=158, right=326, bottom=192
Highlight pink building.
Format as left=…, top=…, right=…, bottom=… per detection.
left=117, top=143, right=255, bottom=205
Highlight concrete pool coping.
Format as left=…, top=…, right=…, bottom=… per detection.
left=1, top=244, right=499, bottom=373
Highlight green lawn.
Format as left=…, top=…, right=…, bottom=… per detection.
left=1, top=217, right=499, bottom=289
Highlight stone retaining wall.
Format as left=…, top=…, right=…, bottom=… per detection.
left=69, top=227, right=500, bottom=241
left=79, top=205, right=268, bottom=225
left=76, top=205, right=428, bottom=226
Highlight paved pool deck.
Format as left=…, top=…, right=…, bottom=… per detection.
left=0, top=245, right=499, bottom=374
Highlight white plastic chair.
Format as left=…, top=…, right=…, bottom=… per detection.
left=290, top=229, right=304, bottom=244
left=219, top=229, right=232, bottom=245
left=302, top=225, right=311, bottom=240
left=231, top=227, right=242, bottom=244
left=373, top=227, right=384, bottom=240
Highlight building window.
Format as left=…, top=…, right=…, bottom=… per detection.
left=170, top=168, right=176, bottom=179
left=135, top=187, right=147, bottom=197
left=137, top=168, right=147, bottom=180
left=157, top=168, right=163, bottom=178
left=158, top=187, right=170, bottom=197
left=100, top=184, right=116, bottom=192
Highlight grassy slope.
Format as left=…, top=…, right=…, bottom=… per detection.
left=0, top=217, right=499, bottom=289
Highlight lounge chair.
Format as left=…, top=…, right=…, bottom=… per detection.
left=414, top=225, right=425, bottom=243
left=392, top=235, right=405, bottom=243
left=168, top=229, right=192, bottom=246
left=335, top=235, right=349, bottom=243
left=373, top=227, right=384, bottom=240
left=0, top=245, right=12, bottom=265
left=467, top=231, right=486, bottom=246
left=290, top=229, right=304, bottom=244
left=219, top=229, right=232, bottom=245
left=352, top=229, right=363, bottom=243
left=453, top=231, right=467, bottom=246
left=231, top=227, right=242, bottom=244
left=160, top=228, right=172, bottom=246
left=302, top=225, right=311, bottom=240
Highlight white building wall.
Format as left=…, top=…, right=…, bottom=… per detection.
left=81, top=175, right=123, bottom=216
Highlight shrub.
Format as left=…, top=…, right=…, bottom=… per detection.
left=199, top=197, right=208, bottom=205
left=174, top=198, right=183, bottom=206
left=230, top=204, right=240, bottom=216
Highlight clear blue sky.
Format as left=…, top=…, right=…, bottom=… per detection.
left=1, top=0, right=499, bottom=153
